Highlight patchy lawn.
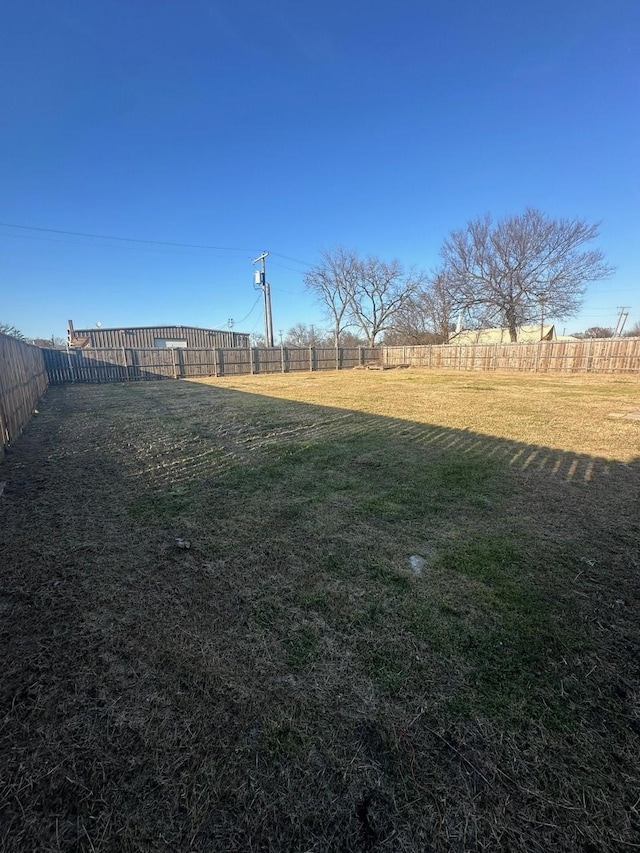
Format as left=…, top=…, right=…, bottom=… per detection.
left=1, top=371, right=638, bottom=852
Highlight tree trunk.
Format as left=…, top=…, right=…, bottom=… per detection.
left=505, top=309, right=518, bottom=342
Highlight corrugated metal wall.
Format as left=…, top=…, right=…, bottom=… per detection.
left=70, top=326, right=249, bottom=349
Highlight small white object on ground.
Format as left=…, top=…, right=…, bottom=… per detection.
left=408, top=555, right=426, bottom=575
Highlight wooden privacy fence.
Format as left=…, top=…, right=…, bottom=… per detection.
left=383, top=338, right=640, bottom=373
left=0, top=333, right=48, bottom=459
left=39, top=338, right=640, bottom=386
left=42, top=345, right=381, bottom=384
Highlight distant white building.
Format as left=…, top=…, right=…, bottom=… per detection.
left=449, top=324, right=556, bottom=345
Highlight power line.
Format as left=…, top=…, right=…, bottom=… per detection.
left=269, top=260, right=310, bottom=275
left=0, top=229, right=253, bottom=258
left=0, top=221, right=253, bottom=252
left=249, top=313, right=263, bottom=334
left=211, top=294, right=262, bottom=331
left=234, top=295, right=263, bottom=326
left=0, top=221, right=319, bottom=270
left=269, top=251, right=314, bottom=268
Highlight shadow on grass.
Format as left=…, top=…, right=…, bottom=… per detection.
left=1, top=380, right=639, bottom=853
left=115, top=379, right=639, bottom=492
left=97, top=379, right=639, bottom=723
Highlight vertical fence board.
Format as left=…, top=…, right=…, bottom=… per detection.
left=0, top=334, right=48, bottom=458
left=39, top=339, right=640, bottom=388
left=382, top=339, right=640, bottom=374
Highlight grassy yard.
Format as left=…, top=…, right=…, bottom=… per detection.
left=1, top=370, right=638, bottom=851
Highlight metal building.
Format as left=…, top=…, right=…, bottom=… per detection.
left=67, top=321, right=249, bottom=349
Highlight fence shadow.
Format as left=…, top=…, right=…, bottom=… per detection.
left=2, top=379, right=638, bottom=853
left=107, top=380, right=640, bottom=502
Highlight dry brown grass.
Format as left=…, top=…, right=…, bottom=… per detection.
left=191, top=369, right=640, bottom=461
left=1, top=371, right=638, bottom=852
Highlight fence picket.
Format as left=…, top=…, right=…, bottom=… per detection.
left=0, top=334, right=48, bottom=459
left=35, top=339, right=640, bottom=387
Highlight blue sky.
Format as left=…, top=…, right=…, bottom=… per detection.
left=2, top=0, right=639, bottom=340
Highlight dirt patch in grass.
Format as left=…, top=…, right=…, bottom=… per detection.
left=1, top=374, right=639, bottom=851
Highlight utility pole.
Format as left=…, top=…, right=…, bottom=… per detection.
left=537, top=291, right=548, bottom=341
left=252, top=252, right=274, bottom=347
left=614, top=306, right=629, bottom=337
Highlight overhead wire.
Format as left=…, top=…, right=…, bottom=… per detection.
left=0, top=229, right=253, bottom=258
left=0, top=222, right=321, bottom=269
left=269, top=251, right=314, bottom=267
left=249, top=312, right=264, bottom=334
left=232, top=294, right=263, bottom=326
left=0, top=221, right=255, bottom=252
left=269, top=260, right=309, bottom=275
left=209, top=294, right=264, bottom=332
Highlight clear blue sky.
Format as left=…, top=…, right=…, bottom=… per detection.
left=2, top=0, right=639, bottom=340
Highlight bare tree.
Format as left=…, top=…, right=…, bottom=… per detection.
left=304, top=247, right=359, bottom=347
left=31, top=335, right=66, bottom=349
left=283, top=323, right=329, bottom=347
left=573, top=326, right=614, bottom=339
left=440, top=208, right=614, bottom=341
left=383, top=300, right=435, bottom=345
left=305, top=248, right=424, bottom=347
left=0, top=323, right=26, bottom=341
left=338, top=330, right=367, bottom=347
left=387, top=270, right=454, bottom=344
left=425, top=271, right=456, bottom=343
left=349, top=256, right=425, bottom=346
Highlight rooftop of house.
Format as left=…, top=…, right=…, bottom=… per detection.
left=449, top=324, right=556, bottom=344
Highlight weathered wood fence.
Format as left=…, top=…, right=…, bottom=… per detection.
left=384, top=338, right=640, bottom=373
left=39, top=338, right=640, bottom=386
left=42, top=346, right=380, bottom=384
left=0, top=334, right=48, bottom=459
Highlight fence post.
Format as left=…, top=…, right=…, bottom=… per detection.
left=457, top=344, right=462, bottom=371
left=121, top=344, right=130, bottom=380
left=585, top=338, right=592, bottom=373
left=66, top=345, right=76, bottom=383
left=281, top=344, right=286, bottom=373
left=250, top=347, right=255, bottom=375
left=309, top=345, right=314, bottom=372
